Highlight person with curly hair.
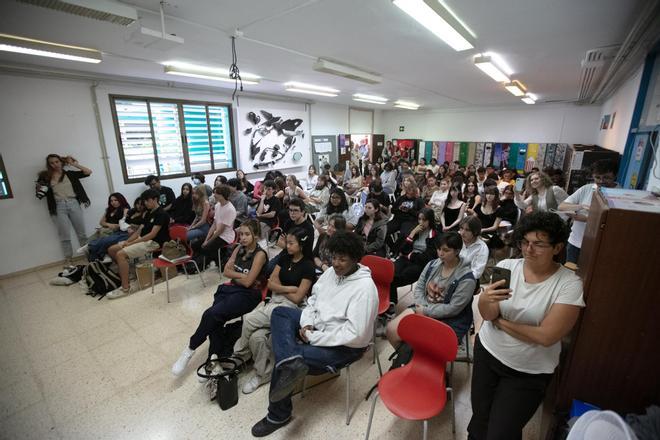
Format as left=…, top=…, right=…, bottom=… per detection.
left=468, top=212, right=584, bottom=440
left=250, top=231, right=377, bottom=437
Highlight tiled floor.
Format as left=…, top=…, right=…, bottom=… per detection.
left=0, top=259, right=543, bottom=440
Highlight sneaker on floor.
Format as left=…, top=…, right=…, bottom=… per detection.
left=105, top=286, right=131, bottom=300
left=172, top=347, right=195, bottom=376
left=375, top=318, right=387, bottom=337
left=101, top=255, right=112, bottom=264
left=384, top=303, right=396, bottom=320
left=251, top=416, right=291, bottom=437
left=269, top=357, right=308, bottom=403
left=75, top=244, right=88, bottom=256
left=242, top=374, right=269, bottom=394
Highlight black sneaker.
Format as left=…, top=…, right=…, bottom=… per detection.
left=269, top=358, right=308, bottom=403
left=251, top=416, right=290, bottom=437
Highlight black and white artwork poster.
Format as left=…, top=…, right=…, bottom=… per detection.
left=237, top=100, right=310, bottom=171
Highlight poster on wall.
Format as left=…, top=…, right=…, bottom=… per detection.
left=236, top=100, right=310, bottom=171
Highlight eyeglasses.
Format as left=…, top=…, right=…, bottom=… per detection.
left=518, top=238, right=553, bottom=249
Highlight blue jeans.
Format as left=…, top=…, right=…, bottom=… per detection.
left=266, top=307, right=366, bottom=423
left=88, top=231, right=128, bottom=261
left=265, top=251, right=283, bottom=278
left=53, top=198, right=87, bottom=258
left=566, top=243, right=580, bottom=264
left=187, top=223, right=210, bottom=244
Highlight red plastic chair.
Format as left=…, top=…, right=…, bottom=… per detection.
left=364, top=314, right=458, bottom=440
left=152, top=225, right=205, bottom=303
left=361, top=255, right=394, bottom=376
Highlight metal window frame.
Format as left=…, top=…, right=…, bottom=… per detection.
left=0, top=154, right=14, bottom=200
left=109, top=94, right=237, bottom=184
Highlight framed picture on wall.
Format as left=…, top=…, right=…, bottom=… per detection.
left=601, top=114, right=611, bottom=130
left=610, top=112, right=616, bottom=129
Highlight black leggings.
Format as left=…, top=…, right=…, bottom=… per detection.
left=467, top=336, right=553, bottom=440
left=388, top=257, right=424, bottom=304
left=188, top=284, right=261, bottom=351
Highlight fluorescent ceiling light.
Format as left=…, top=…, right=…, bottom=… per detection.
left=504, top=80, right=527, bottom=97
left=0, top=33, right=102, bottom=63
left=353, top=98, right=387, bottom=105
left=283, top=82, right=339, bottom=95
left=521, top=93, right=537, bottom=104
left=164, top=62, right=260, bottom=85
left=313, top=59, right=381, bottom=84
left=285, top=88, right=338, bottom=97
left=15, top=0, right=138, bottom=26
left=392, top=0, right=475, bottom=51
left=394, top=100, right=420, bottom=110
left=353, top=93, right=388, bottom=103
left=473, top=54, right=510, bottom=82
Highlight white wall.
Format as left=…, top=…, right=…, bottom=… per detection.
left=596, top=66, right=644, bottom=153
left=380, top=103, right=602, bottom=145
left=0, top=73, right=354, bottom=276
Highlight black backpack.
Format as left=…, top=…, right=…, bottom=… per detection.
left=82, top=261, right=121, bottom=299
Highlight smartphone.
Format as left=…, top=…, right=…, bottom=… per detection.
left=514, top=178, right=525, bottom=193
left=491, top=267, right=512, bottom=290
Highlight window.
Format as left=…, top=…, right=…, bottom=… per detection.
left=0, top=155, right=12, bottom=199
left=110, top=96, right=235, bottom=183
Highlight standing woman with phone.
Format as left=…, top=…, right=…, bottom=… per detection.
left=37, top=154, right=92, bottom=264
left=468, top=212, right=584, bottom=440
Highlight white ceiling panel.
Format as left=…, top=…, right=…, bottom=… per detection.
left=0, top=0, right=646, bottom=109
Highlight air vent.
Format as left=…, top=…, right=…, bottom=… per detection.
left=15, top=0, right=138, bottom=26
left=577, top=45, right=619, bottom=102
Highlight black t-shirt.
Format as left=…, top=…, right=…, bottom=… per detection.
left=474, top=204, right=502, bottom=229
left=258, top=196, right=281, bottom=227
left=106, top=207, right=124, bottom=225
left=393, top=194, right=423, bottom=221
left=158, top=186, right=176, bottom=209
left=141, top=207, right=170, bottom=245
left=282, top=216, right=315, bottom=257
left=276, top=252, right=316, bottom=287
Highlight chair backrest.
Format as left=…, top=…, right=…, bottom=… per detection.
left=398, top=314, right=458, bottom=365
left=361, top=255, right=394, bottom=314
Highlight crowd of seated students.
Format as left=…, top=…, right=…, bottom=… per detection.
left=54, top=154, right=624, bottom=439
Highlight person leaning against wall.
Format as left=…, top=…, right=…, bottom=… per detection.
left=36, top=154, right=92, bottom=266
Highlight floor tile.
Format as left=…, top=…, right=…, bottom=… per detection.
left=0, top=401, right=61, bottom=440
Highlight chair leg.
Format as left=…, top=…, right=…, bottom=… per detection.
left=165, top=266, right=170, bottom=304
left=448, top=387, right=456, bottom=435
left=301, top=375, right=307, bottom=398
left=181, top=262, right=189, bottom=279
left=364, top=391, right=379, bottom=440
left=151, top=264, right=155, bottom=294
left=466, top=332, right=472, bottom=364
left=345, top=365, right=351, bottom=425
left=423, top=419, right=428, bottom=440
left=195, top=262, right=206, bottom=287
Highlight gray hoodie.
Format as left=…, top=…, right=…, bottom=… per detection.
left=413, top=257, right=476, bottom=320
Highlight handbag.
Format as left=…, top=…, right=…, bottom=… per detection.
left=196, top=357, right=239, bottom=410
left=161, top=239, right=187, bottom=261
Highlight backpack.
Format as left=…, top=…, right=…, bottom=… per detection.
left=82, top=261, right=121, bottom=299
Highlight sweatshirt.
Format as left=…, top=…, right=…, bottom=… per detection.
left=300, top=264, right=378, bottom=348
left=413, top=257, right=476, bottom=340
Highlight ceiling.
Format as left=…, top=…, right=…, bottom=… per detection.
left=0, top=0, right=646, bottom=110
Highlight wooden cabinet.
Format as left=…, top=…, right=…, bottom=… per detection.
left=555, top=189, right=660, bottom=413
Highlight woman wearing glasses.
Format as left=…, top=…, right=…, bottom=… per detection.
left=468, top=212, right=584, bottom=440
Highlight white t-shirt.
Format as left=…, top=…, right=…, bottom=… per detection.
left=459, top=238, right=489, bottom=279
left=214, top=201, right=236, bottom=244
left=479, top=259, right=584, bottom=374
left=563, top=183, right=596, bottom=248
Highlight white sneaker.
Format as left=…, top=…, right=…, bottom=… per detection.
left=101, top=255, right=112, bottom=264
left=242, top=374, right=269, bottom=394
left=75, top=244, right=88, bottom=256
left=172, top=347, right=195, bottom=376
left=105, top=286, right=131, bottom=299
